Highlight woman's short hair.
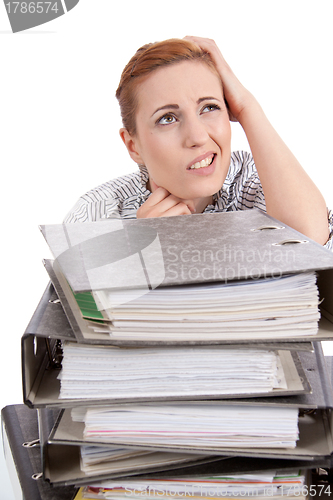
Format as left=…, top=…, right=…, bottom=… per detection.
left=116, top=38, right=220, bottom=136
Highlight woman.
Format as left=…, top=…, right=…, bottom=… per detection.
left=64, top=36, right=332, bottom=248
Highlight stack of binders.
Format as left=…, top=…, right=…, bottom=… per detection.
left=16, top=210, right=333, bottom=496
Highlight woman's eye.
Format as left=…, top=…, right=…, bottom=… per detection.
left=157, top=114, right=177, bottom=125
left=202, top=104, right=220, bottom=114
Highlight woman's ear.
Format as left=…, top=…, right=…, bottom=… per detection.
left=119, top=128, right=144, bottom=164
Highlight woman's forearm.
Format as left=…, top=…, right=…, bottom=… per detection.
left=238, top=99, right=330, bottom=245
left=185, top=36, right=330, bottom=245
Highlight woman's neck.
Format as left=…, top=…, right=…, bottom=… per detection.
left=190, top=195, right=213, bottom=213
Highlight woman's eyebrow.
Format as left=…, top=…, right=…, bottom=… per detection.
left=151, top=104, right=179, bottom=117
left=197, top=96, right=221, bottom=104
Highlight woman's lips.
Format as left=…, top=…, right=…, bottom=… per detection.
left=187, top=153, right=216, bottom=174
left=187, top=153, right=215, bottom=170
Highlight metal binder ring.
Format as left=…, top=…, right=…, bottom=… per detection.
left=49, top=298, right=61, bottom=304
left=22, top=439, right=40, bottom=448
left=32, top=472, right=43, bottom=480
left=272, top=239, right=309, bottom=246
left=251, top=225, right=285, bottom=231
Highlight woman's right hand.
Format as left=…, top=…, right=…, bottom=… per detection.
left=137, top=184, right=195, bottom=219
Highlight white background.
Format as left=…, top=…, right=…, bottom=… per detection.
left=1, top=1, right=333, bottom=498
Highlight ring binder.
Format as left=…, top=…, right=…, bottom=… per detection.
left=8, top=211, right=333, bottom=493
left=40, top=210, right=333, bottom=293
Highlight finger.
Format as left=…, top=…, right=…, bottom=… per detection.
left=184, top=35, right=214, bottom=45
left=224, top=98, right=238, bottom=122
left=137, top=194, right=193, bottom=218
left=136, top=188, right=170, bottom=218
left=149, top=178, right=160, bottom=192
left=180, top=198, right=196, bottom=213
left=163, top=202, right=193, bottom=217
left=150, top=194, right=190, bottom=215
left=145, top=186, right=171, bottom=206
left=145, top=202, right=192, bottom=218
left=146, top=190, right=193, bottom=212
left=184, top=36, right=220, bottom=54
left=184, top=36, right=228, bottom=69
left=136, top=192, right=176, bottom=218
left=158, top=193, right=197, bottom=214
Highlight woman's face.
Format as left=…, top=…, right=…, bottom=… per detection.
left=124, top=60, right=232, bottom=203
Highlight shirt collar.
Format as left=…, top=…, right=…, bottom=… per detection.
left=138, top=165, right=151, bottom=197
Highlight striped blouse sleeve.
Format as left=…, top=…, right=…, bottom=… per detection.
left=325, top=209, right=333, bottom=250
left=63, top=196, right=121, bottom=223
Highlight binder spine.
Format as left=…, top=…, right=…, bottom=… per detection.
left=314, top=342, right=333, bottom=408
left=1, top=405, right=78, bottom=500
left=1, top=405, right=43, bottom=500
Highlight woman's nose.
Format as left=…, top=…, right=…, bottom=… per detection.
left=182, top=118, right=209, bottom=148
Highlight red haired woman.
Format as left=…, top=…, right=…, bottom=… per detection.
left=65, top=37, right=332, bottom=248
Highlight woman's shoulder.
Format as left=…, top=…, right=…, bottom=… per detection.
left=229, top=150, right=256, bottom=176
left=227, top=151, right=261, bottom=189
left=64, top=169, right=148, bottom=222
left=80, top=170, right=146, bottom=203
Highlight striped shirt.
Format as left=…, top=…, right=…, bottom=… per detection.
left=64, top=150, right=333, bottom=250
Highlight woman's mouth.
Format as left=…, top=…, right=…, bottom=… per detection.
left=188, top=153, right=215, bottom=170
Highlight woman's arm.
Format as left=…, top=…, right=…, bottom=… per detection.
left=186, top=36, right=330, bottom=245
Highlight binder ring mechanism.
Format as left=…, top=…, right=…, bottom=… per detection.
left=22, top=439, right=40, bottom=448
left=49, top=298, right=61, bottom=304
left=251, top=225, right=285, bottom=232
left=250, top=226, right=309, bottom=245
left=21, top=435, right=43, bottom=481
left=272, top=239, right=309, bottom=246
left=32, top=472, right=43, bottom=481
left=33, top=335, right=62, bottom=369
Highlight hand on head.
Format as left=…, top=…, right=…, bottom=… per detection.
left=184, top=36, right=252, bottom=123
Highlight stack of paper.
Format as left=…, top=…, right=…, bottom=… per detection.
left=81, top=470, right=307, bottom=499
left=90, top=273, right=320, bottom=341
left=73, top=404, right=299, bottom=450
left=80, top=446, right=212, bottom=476
left=58, top=344, right=286, bottom=400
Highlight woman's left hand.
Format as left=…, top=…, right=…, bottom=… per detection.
left=184, top=36, right=256, bottom=122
